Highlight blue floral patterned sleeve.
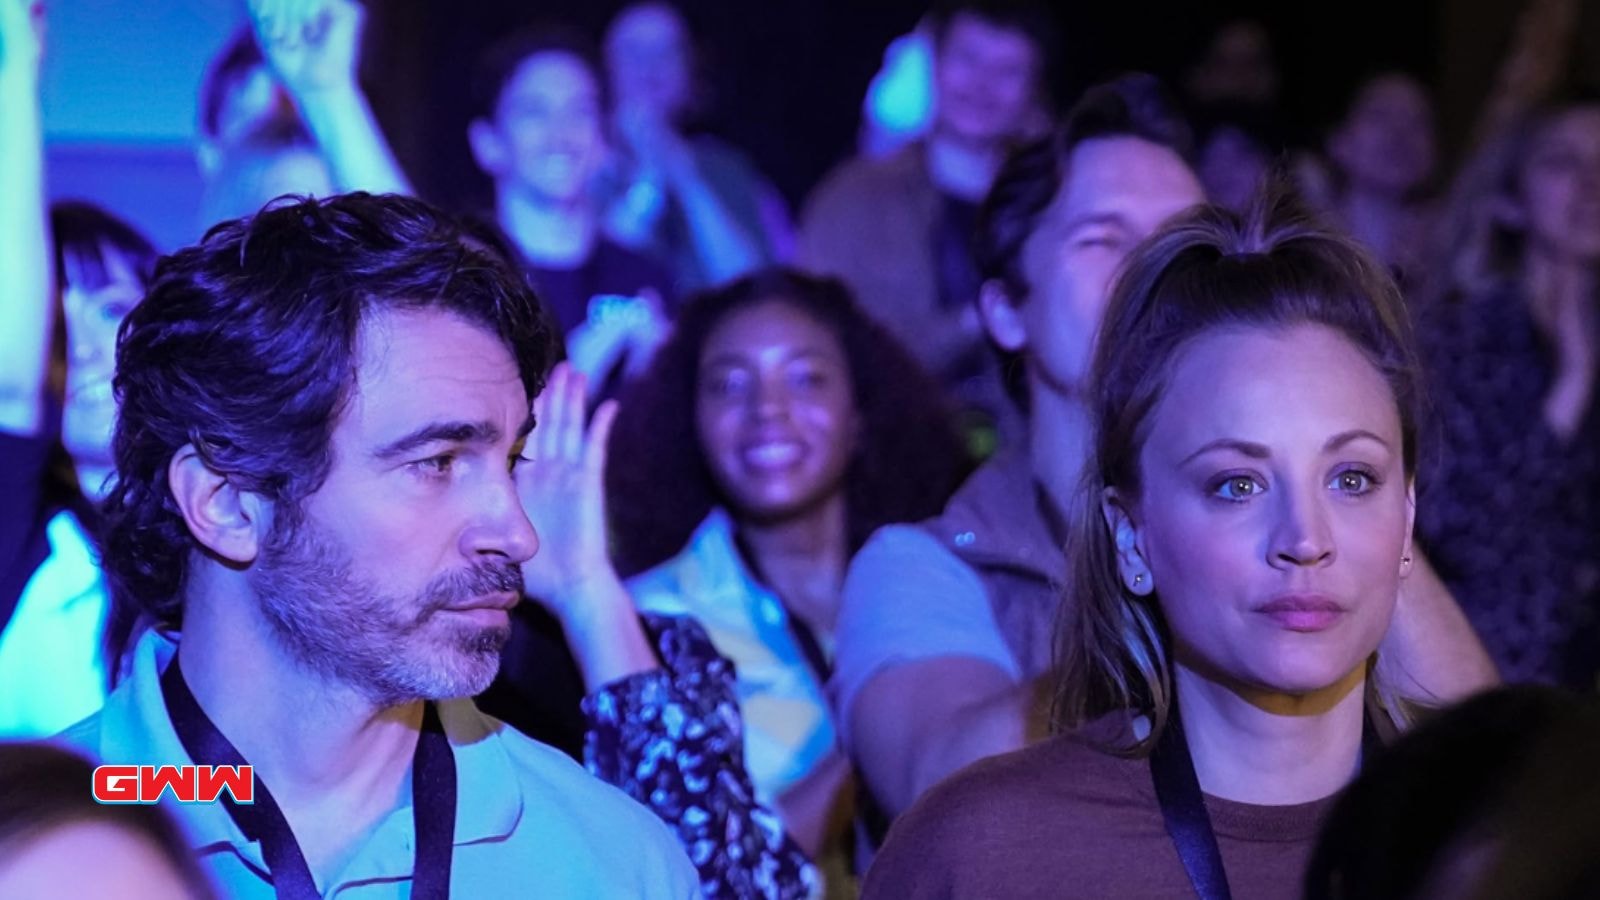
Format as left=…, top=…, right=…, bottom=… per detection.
left=582, top=613, right=820, bottom=899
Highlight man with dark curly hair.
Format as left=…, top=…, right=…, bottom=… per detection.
left=56, top=192, right=697, bottom=898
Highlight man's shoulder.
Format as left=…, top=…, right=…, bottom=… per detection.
left=849, top=522, right=972, bottom=582
left=805, top=146, right=930, bottom=217
left=54, top=707, right=105, bottom=755
left=842, top=523, right=988, bottom=620
left=472, top=712, right=697, bottom=892
left=485, top=712, right=680, bottom=835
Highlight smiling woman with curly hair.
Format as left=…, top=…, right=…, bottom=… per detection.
left=485, top=265, right=970, bottom=898
left=605, top=266, right=971, bottom=873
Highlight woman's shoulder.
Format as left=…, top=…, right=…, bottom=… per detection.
left=895, top=729, right=1152, bottom=838
left=865, top=732, right=1161, bottom=898
left=625, top=510, right=749, bottom=616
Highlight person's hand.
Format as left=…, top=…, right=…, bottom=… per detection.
left=0, top=0, right=45, bottom=82
left=517, top=363, right=622, bottom=612
left=246, top=0, right=364, bottom=98
left=615, top=103, right=697, bottom=188
left=620, top=290, right=670, bottom=377
left=566, top=307, right=643, bottom=388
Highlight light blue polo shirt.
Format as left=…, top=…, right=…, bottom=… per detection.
left=57, top=629, right=700, bottom=899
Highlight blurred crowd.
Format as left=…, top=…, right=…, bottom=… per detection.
left=1, top=0, right=1597, bottom=898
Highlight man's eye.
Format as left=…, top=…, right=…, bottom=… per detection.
left=1074, top=232, right=1125, bottom=251
left=413, top=454, right=456, bottom=478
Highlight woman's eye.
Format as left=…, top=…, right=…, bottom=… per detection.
left=1330, top=468, right=1379, bottom=495
left=791, top=368, right=829, bottom=390
left=1213, top=475, right=1264, bottom=501
left=708, top=372, right=753, bottom=401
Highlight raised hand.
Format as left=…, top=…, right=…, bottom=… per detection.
left=0, top=0, right=44, bottom=79
left=246, top=0, right=363, bottom=98
left=244, top=0, right=412, bottom=195
left=517, top=363, right=622, bottom=611
left=615, top=102, right=698, bottom=188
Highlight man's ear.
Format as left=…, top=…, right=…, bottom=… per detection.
left=467, top=118, right=508, bottom=179
left=167, top=444, right=269, bottom=566
left=1101, top=487, right=1154, bottom=595
left=978, top=278, right=1028, bottom=353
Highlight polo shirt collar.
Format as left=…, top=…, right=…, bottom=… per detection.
left=100, top=629, right=524, bottom=866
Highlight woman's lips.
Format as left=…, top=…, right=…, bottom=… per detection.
left=741, top=440, right=805, bottom=471
left=1255, top=594, right=1345, bottom=632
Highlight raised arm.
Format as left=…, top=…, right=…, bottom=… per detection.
left=850, top=658, right=1047, bottom=817
left=834, top=528, right=1051, bottom=817
left=611, top=108, right=769, bottom=283
left=246, top=0, right=412, bottom=195
left=0, top=0, right=51, bottom=437
left=518, top=362, right=818, bottom=899
left=1472, top=0, right=1581, bottom=145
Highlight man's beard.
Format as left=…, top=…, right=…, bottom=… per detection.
left=249, top=515, right=522, bottom=707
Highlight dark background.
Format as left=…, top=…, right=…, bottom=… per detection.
left=358, top=0, right=1600, bottom=215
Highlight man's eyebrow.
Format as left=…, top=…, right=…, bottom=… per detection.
left=1060, top=211, right=1132, bottom=233
left=372, top=421, right=503, bottom=460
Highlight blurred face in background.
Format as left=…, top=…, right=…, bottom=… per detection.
left=932, top=12, right=1041, bottom=146
left=473, top=51, right=606, bottom=206
left=1514, top=105, right=1600, bottom=265
left=991, top=137, right=1204, bottom=401
left=1198, top=125, right=1273, bottom=214
left=1187, top=19, right=1279, bottom=108
left=1329, top=73, right=1436, bottom=198
left=696, top=299, right=860, bottom=526
left=60, top=248, right=143, bottom=472
left=605, top=2, right=693, bottom=123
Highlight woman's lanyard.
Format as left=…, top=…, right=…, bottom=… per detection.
left=159, top=657, right=458, bottom=900
left=1149, top=703, right=1382, bottom=900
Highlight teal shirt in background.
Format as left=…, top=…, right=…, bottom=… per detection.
left=0, top=510, right=109, bottom=738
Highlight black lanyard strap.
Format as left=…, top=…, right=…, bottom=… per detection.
left=160, top=656, right=457, bottom=900
left=1149, top=708, right=1234, bottom=900
left=1149, top=703, right=1382, bottom=900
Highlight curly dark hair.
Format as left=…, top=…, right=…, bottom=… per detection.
left=605, top=267, right=974, bottom=577
left=103, top=192, right=556, bottom=626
